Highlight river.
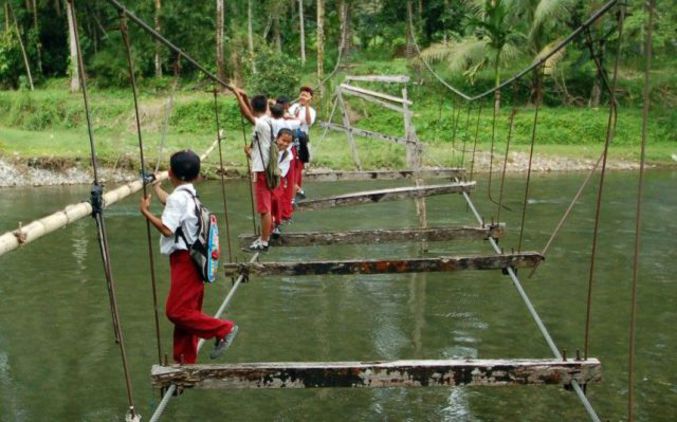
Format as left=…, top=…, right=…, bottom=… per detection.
left=0, top=170, right=675, bottom=421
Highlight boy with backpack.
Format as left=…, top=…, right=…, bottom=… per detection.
left=234, top=88, right=278, bottom=251
left=288, top=86, right=316, bottom=201
left=139, top=149, right=238, bottom=364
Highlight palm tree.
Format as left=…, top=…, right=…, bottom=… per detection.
left=420, top=0, right=524, bottom=111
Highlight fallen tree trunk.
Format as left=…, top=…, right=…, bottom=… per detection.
left=0, top=135, right=220, bottom=257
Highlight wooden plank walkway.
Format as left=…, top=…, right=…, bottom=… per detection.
left=239, top=226, right=504, bottom=248
left=151, top=358, right=602, bottom=389
left=296, top=182, right=475, bottom=211
left=303, top=168, right=464, bottom=182
left=224, top=253, right=543, bottom=278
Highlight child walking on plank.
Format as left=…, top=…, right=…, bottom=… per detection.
left=139, top=150, right=238, bottom=363
left=288, top=86, right=316, bottom=201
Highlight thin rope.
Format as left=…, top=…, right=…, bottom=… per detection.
left=496, top=108, right=517, bottom=223
left=155, top=54, right=181, bottom=174
left=120, top=13, right=163, bottom=365
left=628, top=1, right=654, bottom=419
left=460, top=102, right=472, bottom=168
left=584, top=2, right=625, bottom=360
left=469, top=104, right=482, bottom=181
left=518, top=77, right=542, bottom=252
left=212, top=89, right=234, bottom=263
left=239, top=114, right=258, bottom=235
left=67, top=1, right=137, bottom=419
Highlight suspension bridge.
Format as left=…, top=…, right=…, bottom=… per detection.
left=0, top=0, right=657, bottom=421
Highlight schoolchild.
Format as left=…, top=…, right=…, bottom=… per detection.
left=287, top=86, right=316, bottom=200
left=234, top=88, right=275, bottom=251
left=270, top=104, right=301, bottom=223
left=270, top=128, right=294, bottom=237
left=139, top=150, right=238, bottom=363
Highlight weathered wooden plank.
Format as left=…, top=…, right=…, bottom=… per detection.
left=151, top=358, right=602, bottom=389
left=223, top=252, right=543, bottom=277
left=340, top=83, right=413, bottom=105
left=303, top=168, right=465, bottom=182
left=296, top=182, right=476, bottom=211
left=320, top=121, right=411, bottom=145
left=238, top=225, right=505, bottom=248
left=345, top=75, right=410, bottom=84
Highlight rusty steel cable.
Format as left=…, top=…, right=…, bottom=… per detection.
left=497, top=108, right=517, bottom=223
left=67, top=1, right=138, bottom=419
left=120, top=13, right=163, bottom=366
left=518, top=75, right=542, bottom=252
left=628, top=1, right=654, bottom=419
left=584, top=2, right=626, bottom=360
left=212, top=89, right=234, bottom=263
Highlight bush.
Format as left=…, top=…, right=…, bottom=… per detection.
left=244, top=46, right=300, bottom=98
left=0, top=31, right=23, bottom=89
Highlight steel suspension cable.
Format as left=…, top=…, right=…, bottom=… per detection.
left=518, top=73, right=542, bottom=252
left=239, top=115, right=258, bottom=235
left=119, top=14, right=163, bottom=365
left=584, top=3, right=626, bottom=360
left=460, top=102, right=472, bottom=168
left=496, top=108, right=517, bottom=222
left=628, top=1, right=654, bottom=419
left=212, top=89, right=234, bottom=263
left=469, top=104, right=482, bottom=181
left=67, top=1, right=138, bottom=419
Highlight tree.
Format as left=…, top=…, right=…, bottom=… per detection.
left=298, top=0, right=306, bottom=65
left=420, top=0, right=524, bottom=111
left=247, top=0, right=255, bottom=73
left=66, top=0, right=79, bottom=92
left=216, top=0, right=225, bottom=81
left=316, top=0, right=324, bottom=92
left=155, top=0, right=162, bottom=77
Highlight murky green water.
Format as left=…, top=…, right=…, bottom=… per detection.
left=1, top=171, right=675, bottom=421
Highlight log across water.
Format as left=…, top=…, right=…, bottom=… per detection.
left=151, top=358, right=602, bottom=389
left=224, top=253, right=544, bottom=277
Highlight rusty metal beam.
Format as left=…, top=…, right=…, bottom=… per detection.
left=296, top=182, right=475, bottom=211
left=151, top=358, right=602, bottom=389
left=224, top=252, right=543, bottom=278
left=303, top=168, right=465, bottom=182
left=239, top=225, right=504, bottom=248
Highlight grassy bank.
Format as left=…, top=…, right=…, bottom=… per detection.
left=0, top=87, right=674, bottom=173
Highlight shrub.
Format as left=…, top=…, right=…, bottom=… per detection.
left=243, top=46, right=300, bottom=98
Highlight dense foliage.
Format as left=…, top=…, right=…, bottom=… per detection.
left=0, top=0, right=673, bottom=107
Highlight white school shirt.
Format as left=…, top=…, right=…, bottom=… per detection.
left=271, top=117, right=301, bottom=137
left=278, top=147, right=293, bottom=177
left=288, top=103, right=316, bottom=134
left=250, top=115, right=273, bottom=173
left=159, top=184, right=199, bottom=256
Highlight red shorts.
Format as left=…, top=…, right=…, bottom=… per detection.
left=294, top=158, right=304, bottom=188
left=271, top=179, right=285, bottom=224
left=254, top=172, right=273, bottom=214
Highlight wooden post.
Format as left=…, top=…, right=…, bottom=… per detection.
left=151, top=358, right=602, bottom=389
left=238, top=225, right=505, bottom=248
left=296, top=182, right=475, bottom=211
left=337, top=88, right=362, bottom=169
left=223, top=252, right=545, bottom=277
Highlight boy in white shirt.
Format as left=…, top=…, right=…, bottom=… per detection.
left=287, top=86, right=316, bottom=200
left=234, top=88, right=275, bottom=251
left=139, top=150, right=238, bottom=363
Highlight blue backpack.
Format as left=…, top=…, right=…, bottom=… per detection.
left=175, top=192, right=220, bottom=283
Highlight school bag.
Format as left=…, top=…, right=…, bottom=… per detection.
left=294, top=129, right=311, bottom=164
left=174, top=190, right=221, bottom=283
left=255, top=122, right=280, bottom=189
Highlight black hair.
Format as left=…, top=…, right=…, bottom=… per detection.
left=299, top=86, right=313, bottom=96
left=270, top=103, right=285, bottom=119
left=250, top=94, right=268, bottom=113
left=170, top=149, right=200, bottom=181
left=277, top=128, right=293, bottom=139
left=276, top=96, right=290, bottom=105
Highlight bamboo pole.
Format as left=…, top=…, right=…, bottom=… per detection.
left=0, top=135, right=220, bottom=257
